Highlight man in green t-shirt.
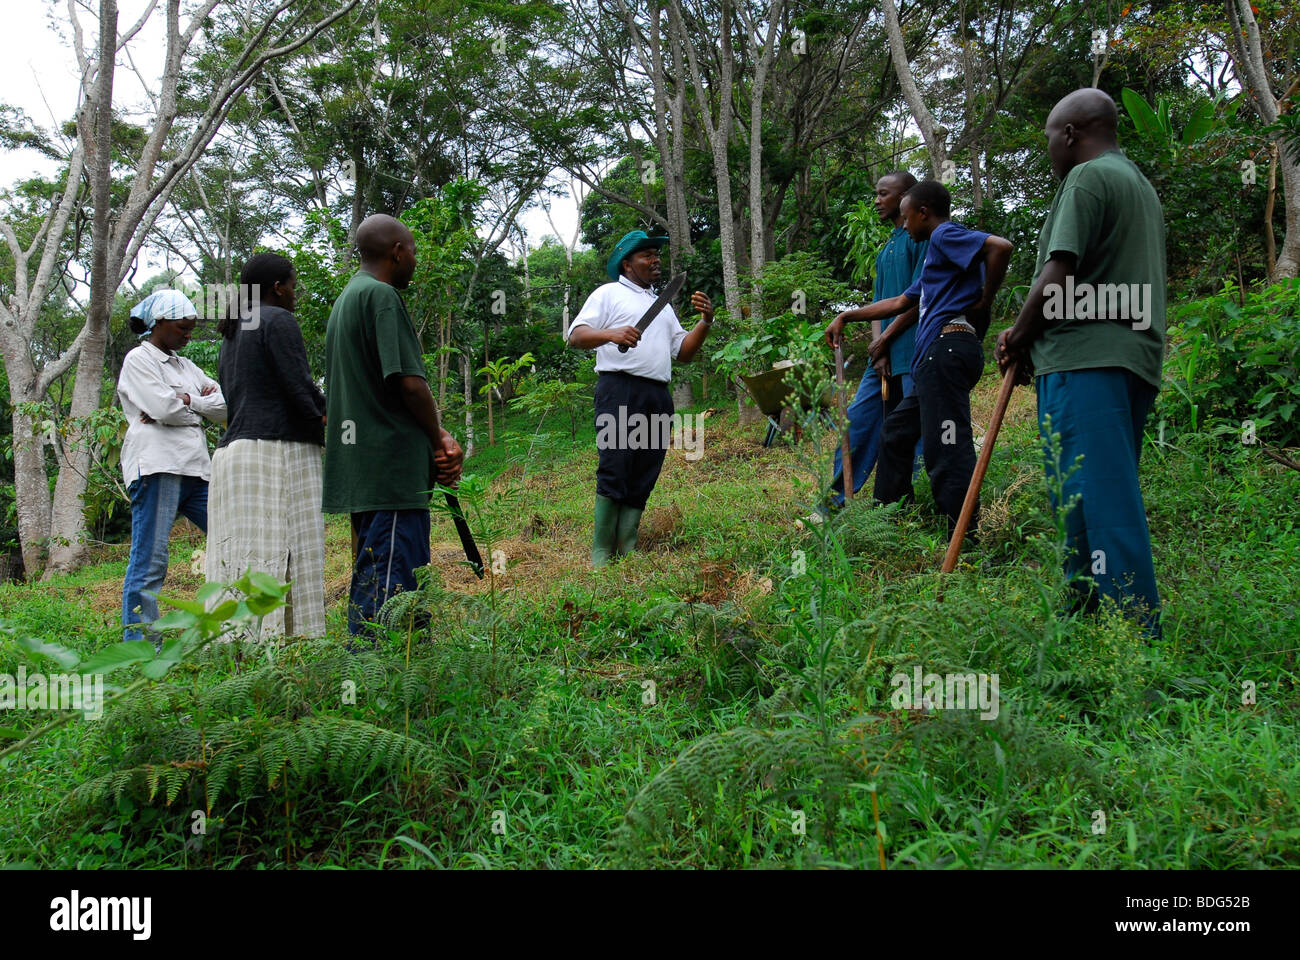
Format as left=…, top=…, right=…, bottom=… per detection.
left=997, top=88, right=1165, bottom=637
left=323, top=214, right=463, bottom=637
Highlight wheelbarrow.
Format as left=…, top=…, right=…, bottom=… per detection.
left=737, top=361, right=836, bottom=447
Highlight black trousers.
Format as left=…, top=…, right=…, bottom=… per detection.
left=594, top=371, right=673, bottom=510
left=874, top=331, right=984, bottom=536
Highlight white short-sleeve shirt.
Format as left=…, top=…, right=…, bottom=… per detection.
left=568, top=276, right=687, bottom=383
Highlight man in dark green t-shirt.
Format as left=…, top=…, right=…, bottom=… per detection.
left=997, top=88, right=1165, bottom=637
left=324, top=214, right=463, bottom=637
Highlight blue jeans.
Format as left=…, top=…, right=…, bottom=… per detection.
left=122, top=473, right=208, bottom=644
left=1037, top=368, right=1161, bottom=638
left=348, top=509, right=431, bottom=639
left=830, top=370, right=920, bottom=507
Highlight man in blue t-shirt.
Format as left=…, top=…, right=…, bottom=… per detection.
left=823, top=171, right=926, bottom=509
left=838, top=180, right=1013, bottom=537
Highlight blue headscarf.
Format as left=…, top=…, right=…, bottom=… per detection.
left=130, top=290, right=199, bottom=338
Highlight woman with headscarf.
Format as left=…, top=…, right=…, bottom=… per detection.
left=118, top=289, right=227, bottom=645
left=206, top=253, right=327, bottom=638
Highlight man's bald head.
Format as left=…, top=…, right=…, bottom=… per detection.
left=1045, top=88, right=1120, bottom=180
left=1047, top=88, right=1118, bottom=137
left=356, top=213, right=417, bottom=289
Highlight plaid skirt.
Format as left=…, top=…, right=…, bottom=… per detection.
left=206, top=439, right=326, bottom=638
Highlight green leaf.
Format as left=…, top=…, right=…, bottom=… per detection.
left=153, top=610, right=199, bottom=631
left=1121, top=88, right=1159, bottom=140
left=393, top=835, right=442, bottom=865
left=141, top=659, right=179, bottom=680
left=210, top=601, right=239, bottom=621
left=1181, top=100, right=1216, bottom=145
left=0, top=727, right=25, bottom=741
left=13, top=634, right=81, bottom=670
left=246, top=595, right=286, bottom=616
left=78, top=641, right=156, bottom=676
left=196, top=582, right=225, bottom=604
left=248, top=571, right=289, bottom=596
left=157, top=596, right=208, bottom=616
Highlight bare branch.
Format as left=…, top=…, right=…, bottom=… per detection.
left=26, top=142, right=87, bottom=329
left=117, top=0, right=160, bottom=50
left=34, top=325, right=91, bottom=397
left=112, top=0, right=362, bottom=271
left=66, top=0, right=91, bottom=94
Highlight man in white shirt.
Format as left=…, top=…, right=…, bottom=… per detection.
left=117, top=290, right=226, bottom=644
left=567, top=230, right=715, bottom=566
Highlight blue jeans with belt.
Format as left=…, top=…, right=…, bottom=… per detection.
left=122, top=472, right=209, bottom=644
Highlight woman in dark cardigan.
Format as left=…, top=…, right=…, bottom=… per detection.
left=206, top=253, right=327, bottom=637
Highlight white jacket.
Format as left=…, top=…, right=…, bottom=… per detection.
left=117, top=341, right=227, bottom=484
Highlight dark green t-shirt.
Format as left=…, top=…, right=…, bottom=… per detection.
left=1030, top=149, right=1167, bottom=387
left=322, top=271, right=434, bottom=513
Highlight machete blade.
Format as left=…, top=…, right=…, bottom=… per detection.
left=617, top=272, right=687, bottom=353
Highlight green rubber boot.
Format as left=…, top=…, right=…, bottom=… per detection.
left=614, top=505, right=644, bottom=557
left=592, top=495, right=620, bottom=568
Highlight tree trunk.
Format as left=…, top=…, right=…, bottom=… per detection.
left=1, top=0, right=363, bottom=579
left=883, top=0, right=947, bottom=179
left=672, top=378, right=693, bottom=409
left=743, top=0, right=784, bottom=317
left=1225, top=0, right=1300, bottom=278
left=438, top=308, right=450, bottom=408
left=673, top=0, right=741, bottom=315
left=461, top=351, right=475, bottom=459
left=44, top=0, right=118, bottom=578
left=1275, top=147, right=1300, bottom=278
left=8, top=383, right=52, bottom=577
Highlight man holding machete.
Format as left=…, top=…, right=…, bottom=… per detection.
left=567, top=230, right=715, bottom=567
left=996, top=88, right=1165, bottom=639
left=323, top=213, right=464, bottom=638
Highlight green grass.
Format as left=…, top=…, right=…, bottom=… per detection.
left=1, top=365, right=1297, bottom=869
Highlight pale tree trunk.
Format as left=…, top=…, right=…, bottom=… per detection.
left=6, top=370, right=52, bottom=576
left=0, top=0, right=360, bottom=579
left=0, top=134, right=87, bottom=576
left=39, top=0, right=362, bottom=578
left=737, top=0, right=785, bottom=314
left=668, top=22, right=691, bottom=256
left=438, top=308, right=450, bottom=408
left=958, top=23, right=983, bottom=209
left=614, top=0, right=694, bottom=267
left=883, top=0, right=947, bottom=179
left=672, top=0, right=740, bottom=316
left=484, top=325, right=494, bottom=447
left=541, top=176, right=586, bottom=338
left=1225, top=0, right=1300, bottom=278
left=461, top=352, right=476, bottom=459
left=45, top=0, right=118, bottom=576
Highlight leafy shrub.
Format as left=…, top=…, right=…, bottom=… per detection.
left=1163, top=279, right=1300, bottom=447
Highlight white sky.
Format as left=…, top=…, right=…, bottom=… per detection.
left=0, top=0, right=581, bottom=283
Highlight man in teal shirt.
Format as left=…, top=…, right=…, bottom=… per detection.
left=823, top=171, right=926, bottom=507
left=997, top=88, right=1166, bottom=637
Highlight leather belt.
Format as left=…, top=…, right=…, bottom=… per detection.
left=941, top=323, right=975, bottom=335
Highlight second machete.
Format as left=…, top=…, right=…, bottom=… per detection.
left=617, top=272, right=687, bottom=353
left=430, top=402, right=484, bottom=579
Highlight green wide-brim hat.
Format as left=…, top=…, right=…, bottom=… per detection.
left=607, top=230, right=669, bottom=281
